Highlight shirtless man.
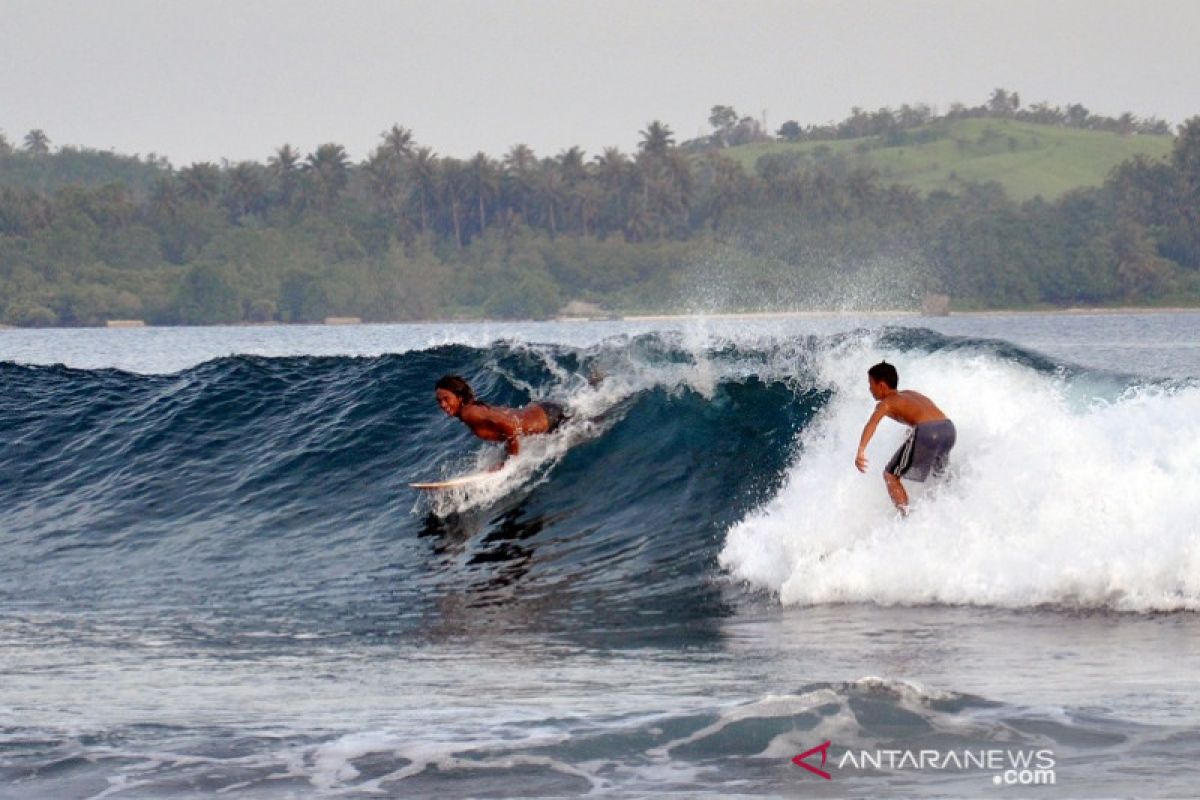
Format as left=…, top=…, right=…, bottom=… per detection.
left=855, top=361, right=956, bottom=515
left=435, top=375, right=568, bottom=467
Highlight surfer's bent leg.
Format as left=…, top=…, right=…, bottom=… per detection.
left=883, top=471, right=909, bottom=514
left=883, top=429, right=917, bottom=515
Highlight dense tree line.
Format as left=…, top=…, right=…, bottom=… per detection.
left=0, top=129, right=169, bottom=195
left=0, top=101, right=1197, bottom=327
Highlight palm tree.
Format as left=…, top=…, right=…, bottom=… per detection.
left=593, top=147, right=630, bottom=234
left=568, top=180, right=602, bottom=236
left=178, top=162, right=222, bottom=204
left=593, top=147, right=628, bottom=188
left=638, top=121, right=674, bottom=156
left=407, top=147, right=439, bottom=233
left=642, top=150, right=693, bottom=235
left=629, top=142, right=695, bottom=239
left=303, top=143, right=351, bottom=211
left=557, top=146, right=588, bottom=185
left=268, top=144, right=301, bottom=207
left=363, top=147, right=405, bottom=211
left=438, top=158, right=469, bottom=248
left=624, top=198, right=658, bottom=242
left=23, top=129, right=51, bottom=155
left=223, top=161, right=268, bottom=220
left=634, top=122, right=686, bottom=235
left=380, top=124, right=415, bottom=160
left=467, top=152, right=499, bottom=233
left=503, top=143, right=536, bottom=174
left=633, top=149, right=658, bottom=218
left=534, top=161, right=567, bottom=236
left=503, top=144, right=537, bottom=222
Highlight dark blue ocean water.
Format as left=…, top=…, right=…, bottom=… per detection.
left=2, top=312, right=1199, bottom=798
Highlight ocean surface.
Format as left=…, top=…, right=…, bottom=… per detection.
left=2, top=311, right=1199, bottom=799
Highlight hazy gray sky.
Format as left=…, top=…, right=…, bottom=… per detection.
left=3, top=0, right=1197, bottom=166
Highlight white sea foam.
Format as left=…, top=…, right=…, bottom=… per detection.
left=420, top=420, right=597, bottom=516
left=720, top=337, right=1200, bottom=611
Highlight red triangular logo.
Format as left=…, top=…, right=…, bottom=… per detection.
left=792, top=740, right=832, bottom=779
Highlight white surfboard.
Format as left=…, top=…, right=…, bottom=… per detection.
left=409, top=471, right=503, bottom=490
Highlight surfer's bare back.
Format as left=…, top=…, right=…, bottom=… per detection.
left=435, top=375, right=568, bottom=466
left=855, top=361, right=956, bottom=515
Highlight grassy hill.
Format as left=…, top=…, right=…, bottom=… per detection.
left=724, top=118, right=1174, bottom=201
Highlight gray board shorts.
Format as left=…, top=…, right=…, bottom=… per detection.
left=538, top=401, right=569, bottom=433
left=886, top=419, right=957, bottom=481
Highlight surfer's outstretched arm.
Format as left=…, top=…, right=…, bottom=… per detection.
left=482, top=430, right=521, bottom=472
left=855, top=400, right=888, bottom=472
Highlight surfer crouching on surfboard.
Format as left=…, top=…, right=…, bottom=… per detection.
left=435, top=375, right=569, bottom=468
left=854, top=361, right=956, bottom=515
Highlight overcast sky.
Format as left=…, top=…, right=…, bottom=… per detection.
left=2, top=0, right=1197, bottom=166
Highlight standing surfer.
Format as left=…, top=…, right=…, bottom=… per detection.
left=854, top=361, right=956, bottom=515
left=435, top=375, right=568, bottom=466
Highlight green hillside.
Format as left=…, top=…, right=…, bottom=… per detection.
left=725, top=118, right=1174, bottom=201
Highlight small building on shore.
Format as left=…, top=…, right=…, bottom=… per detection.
left=921, top=294, right=951, bottom=317
left=557, top=300, right=616, bottom=320
left=324, top=316, right=362, bottom=325
left=106, top=320, right=146, bottom=328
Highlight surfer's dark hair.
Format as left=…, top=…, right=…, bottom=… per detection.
left=868, top=361, right=898, bottom=389
left=435, top=375, right=475, bottom=404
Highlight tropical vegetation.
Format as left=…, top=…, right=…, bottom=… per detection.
left=0, top=90, right=1197, bottom=326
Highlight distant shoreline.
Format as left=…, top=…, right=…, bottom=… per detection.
left=1, top=305, right=1198, bottom=332
left=620, top=306, right=1200, bottom=322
